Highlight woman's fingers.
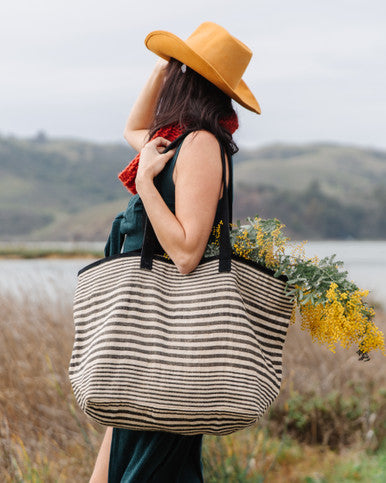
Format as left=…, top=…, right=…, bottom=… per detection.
left=136, top=137, right=176, bottom=183
left=143, top=137, right=173, bottom=155
left=160, top=148, right=176, bottom=161
left=150, top=136, right=172, bottom=150
left=148, top=137, right=175, bottom=156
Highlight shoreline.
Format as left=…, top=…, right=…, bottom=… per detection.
left=0, top=249, right=103, bottom=259
left=0, top=242, right=105, bottom=259
left=1, top=238, right=385, bottom=260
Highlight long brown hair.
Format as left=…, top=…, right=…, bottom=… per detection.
left=148, top=58, right=239, bottom=157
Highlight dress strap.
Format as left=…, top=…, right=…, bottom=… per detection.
left=154, top=141, right=184, bottom=191
left=168, top=143, right=184, bottom=181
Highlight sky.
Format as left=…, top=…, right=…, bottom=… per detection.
left=1, top=0, right=385, bottom=149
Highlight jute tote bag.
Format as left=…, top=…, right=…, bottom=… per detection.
left=68, top=133, right=294, bottom=436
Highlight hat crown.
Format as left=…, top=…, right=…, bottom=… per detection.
left=186, top=22, right=252, bottom=90
left=144, top=21, right=261, bottom=114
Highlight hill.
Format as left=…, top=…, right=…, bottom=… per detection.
left=0, top=133, right=134, bottom=240
left=233, top=142, right=386, bottom=239
left=235, top=142, right=386, bottom=204
left=0, top=133, right=385, bottom=241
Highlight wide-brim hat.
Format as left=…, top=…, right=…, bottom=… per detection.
left=144, top=22, right=261, bottom=114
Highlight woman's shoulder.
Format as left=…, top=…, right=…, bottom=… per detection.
left=179, top=130, right=221, bottom=161
left=184, top=129, right=220, bottom=147
left=172, top=129, right=226, bottom=188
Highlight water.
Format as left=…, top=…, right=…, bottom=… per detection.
left=0, top=241, right=385, bottom=308
left=294, top=240, right=386, bottom=308
left=0, top=258, right=94, bottom=303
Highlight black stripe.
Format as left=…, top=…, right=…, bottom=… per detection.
left=74, top=286, right=291, bottom=322
left=74, top=299, right=291, bottom=331
left=75, top=268, right=237, bottom=297
left=71, top=368, right=277, bottom=399
left=74, top=386, right=274, bottom=414
left=78, top=251, right=289, bottom=282
left=71, top=371, right=274, bottom=400
left=78, top=385, right=270, bottom=409
left=86, top=405, right=258, bottom=423
left=70, top=339, right=281, bottom=382
left=72, top=328, right=281, bottom=353
left=69, top=361, right=266, bottom=383
left=83, top=407, right=263, bottom=436
left=77, top=260, right=289, bottom=297
left=73, top=319, right=288, bottom=355
left=69, top=352, right=281, bottom=391
left=77, top=261, right=290, bottom=303
left=73, top=322, right=287, bottom=352
left=74, top=322, right=280, bottom=340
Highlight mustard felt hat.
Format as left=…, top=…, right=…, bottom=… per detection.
left=144, top=22, right=261, bottom=114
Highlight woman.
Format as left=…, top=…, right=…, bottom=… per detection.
left=89, top=21, right=261, bottom=482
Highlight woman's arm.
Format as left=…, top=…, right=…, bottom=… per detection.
left=136, top=130, right=228, bottom=275
left=123, top=59, right=168, bottom=151
left=89, top=426, right=113, bottom=483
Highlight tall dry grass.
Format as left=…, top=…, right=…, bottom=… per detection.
left=0, top=287, right=101, bottom=481
left=273, top=302, right=386, bottom=449
left=0, top=286, right=385, bottom=482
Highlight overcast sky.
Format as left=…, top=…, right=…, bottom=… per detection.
left=1, top=0, right=385, bottom=149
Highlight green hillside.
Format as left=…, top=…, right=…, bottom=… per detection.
left=235, top=142, right=386, bottom=205
left=0, top=133, right=385, bottom=241
left=0, top=134, right=133, bottom=239
left=233, top=142, right=386, bottom=239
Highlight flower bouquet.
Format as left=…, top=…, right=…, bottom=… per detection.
left=204, top=215, right=386, bottom=362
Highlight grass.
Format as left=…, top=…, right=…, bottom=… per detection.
left=0, top=284, right=385, bottom=481
left=0, top=247, right=103, bottom=259
left=203, top=433, right=386, bottom=482
left=0, top=241, right=104, bottom=259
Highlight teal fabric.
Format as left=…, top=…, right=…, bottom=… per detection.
left=108, top=430, right=203, bottom=482
left=121, top=142, right=224, bottom=253
left=121, top=143, right=183, bottom=253
left=108, top=141, right=218, bottom=482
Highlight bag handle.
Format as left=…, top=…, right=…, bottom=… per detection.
left=141, top=131, right=233, bottom=272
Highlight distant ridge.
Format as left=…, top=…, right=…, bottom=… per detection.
left=0, top=133, right=385, bottom=241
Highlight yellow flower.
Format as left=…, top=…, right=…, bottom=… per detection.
left=206, top=215, right=386, bottom=359
left=299, top=282, right=385, bottom=356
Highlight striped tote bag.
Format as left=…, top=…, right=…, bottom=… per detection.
left=68, top=134, right=294, bottom=436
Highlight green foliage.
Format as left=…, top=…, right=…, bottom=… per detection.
left=269, top=385, right=386, bottom=450
left=276, top=252, right=355, bottom=306
left=209, top=214, right=369, bottom=309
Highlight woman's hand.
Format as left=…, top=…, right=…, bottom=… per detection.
left=136, top=137, right=176, bottom=188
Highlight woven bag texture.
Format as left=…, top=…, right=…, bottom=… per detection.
left=69, top=253, right=294, bottom=435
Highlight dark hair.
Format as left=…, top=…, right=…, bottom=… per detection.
left=148, top=58, right=239, bottom=157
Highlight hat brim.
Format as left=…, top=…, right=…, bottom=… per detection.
left=145, top=30, right=261, bottom=114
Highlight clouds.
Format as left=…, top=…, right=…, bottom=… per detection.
left=1, top=0, right=385, bottom=148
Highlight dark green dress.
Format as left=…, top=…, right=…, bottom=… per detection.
left=107, top=142, right=224, bottom=483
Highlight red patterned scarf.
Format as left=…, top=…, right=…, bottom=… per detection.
left=118, top=113, right=239, bottom=194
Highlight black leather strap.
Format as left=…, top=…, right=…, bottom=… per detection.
left=217, top=142, right=232, bottom=272
left=140, top=131, right=233, bottom=272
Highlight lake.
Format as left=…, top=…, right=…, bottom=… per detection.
left=0, top=240, right=385, bottom=309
